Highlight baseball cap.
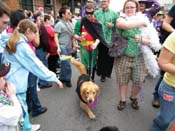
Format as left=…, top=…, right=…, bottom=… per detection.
left=0, top=63, right=10, bottom=77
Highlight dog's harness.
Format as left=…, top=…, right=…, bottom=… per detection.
left=76, top=74, right=90, bottom=104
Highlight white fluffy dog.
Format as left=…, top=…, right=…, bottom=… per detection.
left=127, top=13, right=162, bottom=77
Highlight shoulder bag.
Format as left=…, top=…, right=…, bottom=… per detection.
left=108, top=29, right=128, bottom=57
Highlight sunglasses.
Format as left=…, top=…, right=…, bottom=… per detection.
left=86, top=11, right=94, bottom=15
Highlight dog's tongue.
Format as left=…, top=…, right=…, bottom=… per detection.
left=88, top=97, right=98, bottom=108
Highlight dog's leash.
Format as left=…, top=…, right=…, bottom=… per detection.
left=89, top=50, right=94, bottom=81
left=59, top=55, right=72, bottom=61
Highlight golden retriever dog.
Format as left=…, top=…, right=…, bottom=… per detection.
left=71, top=58, right=100, bottom=119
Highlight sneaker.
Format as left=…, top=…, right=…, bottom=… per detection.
left=32, top=107, right=48, bottom=117
left=56, top=67, right=61, bottom=74
left=152, top=99, right=160, bottom=108
left=100, top=76, right=105, bottom=82
left=36, top=84, right=40, bottom=92
left=32, top=124, right=40, bottom=131
left=64, top=81, right=72, bottom=88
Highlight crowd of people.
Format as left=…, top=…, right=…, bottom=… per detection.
left=0, top=0, right=175, bottom=130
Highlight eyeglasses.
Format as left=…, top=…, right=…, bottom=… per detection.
left=86, top=11, right=94, bottom=15
left=125, top=6, right=136, bottom=10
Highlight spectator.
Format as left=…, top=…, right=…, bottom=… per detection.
left=48, top=10, right=55, bottom=26
left=94, top=0, right=118, bottom=82
left=44, top=14, right=59, bottom=74
left=4, top=9, right=47, bottom=118
left=152, top=5, right=175, bottom=108
left=3, top=19, right=63, bottom=131
left=152, top=31, right=175, bottom=131
left=35, top=12, right=53, bottom=89
left=33, top=11, right=44, bottom=28
left=0, top=63, right=23, bottom=131
left=0, top=1, right=10, bottom=64
left=54, top=6, right=73, bottom=87
left=9, top=10, right=26, bottom=31
left=153, top=11, right=164, bottom=45
left=37, top=7, right=44, bottom=14
left=25, top=10, right=34, bottom=22
left=138, top=0, right=161, bottom=22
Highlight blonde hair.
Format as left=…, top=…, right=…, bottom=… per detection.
left=6, top=19, right=37, bottom=54
left=123, top=0, right=140, bottom=13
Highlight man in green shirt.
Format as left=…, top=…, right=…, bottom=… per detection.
left=94, top=0, right=118, bottom=82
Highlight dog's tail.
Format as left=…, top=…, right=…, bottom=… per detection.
left=71, top=57, right=87, bottom=75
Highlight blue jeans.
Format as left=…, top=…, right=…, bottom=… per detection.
left=153, top=71, right=165, bottom=99
left=27, top=73, right=42, bottom=113
left=0, top=53, right=2, bottom=64
left=36, top=48, right=48, bottom=86
left=59, top=47, right=72, bottom=82
left=152, top=81, right=175, bottom=131
left=18, top=93, right=32, bottom=131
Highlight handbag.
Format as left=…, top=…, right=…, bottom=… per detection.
left=108, top=29, right=128, bottom=57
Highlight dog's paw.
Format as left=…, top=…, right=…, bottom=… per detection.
left=88, top=112, right=96, bottom=119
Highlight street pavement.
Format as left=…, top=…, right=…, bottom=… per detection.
left=31, top=66, right=173, bottom=131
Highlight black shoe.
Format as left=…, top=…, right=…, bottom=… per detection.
left=64, top=81, right=72, bottom=88
left=59, top=79, right=72, bottom=88
left=63, top=81, right=72, bottom=88
left=100, top=76, right=105, bottom=82
left=152, top=99, right=160, bottom=108
left=32, top=107, right=47, bottom=117
left=40, top=83, right=52, bottom=89
left=91, top=79, right=95, bottom=82
left=28, top=109, right=31, bottom=114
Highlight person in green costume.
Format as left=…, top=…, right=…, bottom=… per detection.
left=74, top=3, right=106, bottom=81
left=94, top=0, right=118, bottom=82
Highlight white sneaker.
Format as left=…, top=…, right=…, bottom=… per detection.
left=37, top=84, right=40, bottom=92
left=31, top=124, right=40, bottom=131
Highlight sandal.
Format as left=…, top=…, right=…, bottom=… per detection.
left=117, top=101, right=126, bottom=111
left=130, top=97, right=139, bottom=110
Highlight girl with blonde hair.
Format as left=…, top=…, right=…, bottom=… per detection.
left=3, top=19, right=63, bottom=131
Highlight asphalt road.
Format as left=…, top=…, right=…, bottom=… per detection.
left=31, top=66, right=173, bottom=131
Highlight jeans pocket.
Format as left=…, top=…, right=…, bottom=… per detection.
left=158, top=82, right=175, bottom=103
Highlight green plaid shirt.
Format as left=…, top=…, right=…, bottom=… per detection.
left=116, top=28, right=141, bottom=57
